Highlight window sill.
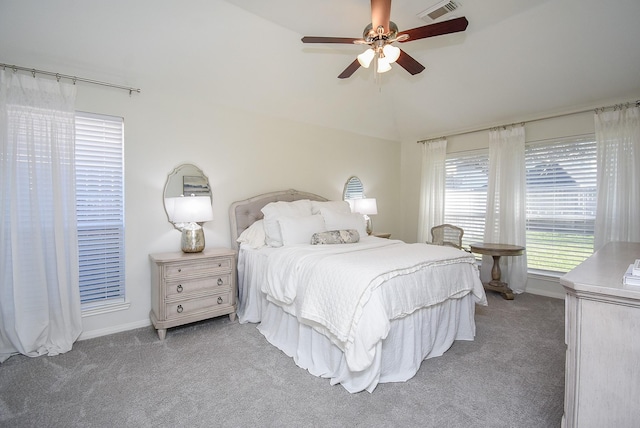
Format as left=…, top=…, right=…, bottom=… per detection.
left=82, top=301, right=130, bottom=318
left=528, top=269, right=563, bottom=280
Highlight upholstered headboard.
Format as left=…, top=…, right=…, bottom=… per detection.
left=228, top=189, right=328, bottom=251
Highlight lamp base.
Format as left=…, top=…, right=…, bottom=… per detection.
left=364, top=215, right=373, bottom=235
left=181, top=226, right=205, bottom=253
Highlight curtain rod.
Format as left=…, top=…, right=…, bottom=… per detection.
left=1, top=62, right=141, bottom=95
left=417, top=99, right=640, bottom=143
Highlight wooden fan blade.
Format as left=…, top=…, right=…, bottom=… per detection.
left=398, top=16, right=468, bottom=42
left=371, top=0, right=392, bottom=33
left=301, top=36, right=361, bottom=44
left=396, top=50, right=425, bottom=75
left=338, top=59, right=361, bottom=79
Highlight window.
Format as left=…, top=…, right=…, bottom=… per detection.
left=444, top=135, right=596, bottom=275
left=444, top=150, right=489, bottom=251
left=75, top=112, right=125, bottom=309
left=525, top=135, right=596, bottom=274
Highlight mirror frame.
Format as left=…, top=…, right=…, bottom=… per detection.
left=163, top=163, right=212, bottom=230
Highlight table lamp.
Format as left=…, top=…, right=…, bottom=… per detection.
left=170, top=195, right=214, bottom=252
left=353, top=198, right=378, bottom=235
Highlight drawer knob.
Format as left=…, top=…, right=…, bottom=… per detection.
left=177, top=284, right=183, bottom=293
left=217, top=297, right=223, bottom=304
left=217, top=278, right=223, bottom=286
left=178, top=268, right=182, bottom=273
left=218, top=263, right=222, bottom=267
left=177, top=304, right=183, bottom=313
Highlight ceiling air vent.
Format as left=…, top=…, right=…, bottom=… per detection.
left=417, top=1, right=460, bottom=23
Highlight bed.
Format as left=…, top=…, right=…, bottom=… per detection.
left=229, top=189, right=487, bottom=393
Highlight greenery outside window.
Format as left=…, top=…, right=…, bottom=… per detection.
left=444, top=133, right=596, bottom=275
left=525, top=135, right=596, bottom=274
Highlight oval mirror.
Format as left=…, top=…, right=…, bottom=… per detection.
left=343, top=176, right=365, bottom=201
left=163, top=163, right=212, bottom=229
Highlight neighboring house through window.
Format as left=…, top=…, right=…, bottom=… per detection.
left=444, top=134, right=596, bottom=275
left=524, top=135, right=596, bottom=274
left=444, top=150, right=488, bottom=251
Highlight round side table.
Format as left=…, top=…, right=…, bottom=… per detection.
left=470, top=242, right=525, bottom=300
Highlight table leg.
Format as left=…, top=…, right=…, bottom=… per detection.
left=491, top=255, right=501, bottom=281
left=483, top=254, right=514, bottom=300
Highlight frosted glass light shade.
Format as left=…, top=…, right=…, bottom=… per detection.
left=171, top=195, right=213, bottom=223
left=382, top=44, right=400, bottom=63
left=357, top=48, right=375, bottom=68
left=377, top=56, right=392, bottom=73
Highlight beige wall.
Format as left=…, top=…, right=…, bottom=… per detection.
left=2, top=0, right=633, bottom=337
left=0, top=0, right=405, bottom=338
left=72, top=82, right=401, bottom=338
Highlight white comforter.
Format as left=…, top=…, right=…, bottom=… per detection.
left=262, top=238, right=485, bottom=371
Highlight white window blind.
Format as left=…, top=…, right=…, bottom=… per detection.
left=344, top=177, right=365, bottom=199
left=444, top=151, right=489, bottom=250
left=525, top=135, right=596, bottom=274
left=75, top=112, right=125, bottom=308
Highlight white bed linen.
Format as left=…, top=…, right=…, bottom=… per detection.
left=237, top=238, right=487, bottom=392
left=262, top=238, right=485, bottom=371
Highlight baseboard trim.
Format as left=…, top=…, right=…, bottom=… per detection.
left=525, top=274, right=565, bottom=300
left=79, top=319, right=151, bottom=341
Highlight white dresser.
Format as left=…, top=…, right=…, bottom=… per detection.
left=149, top=248, right=237, bottom=340
left=560, top=241, right=640, bottom=428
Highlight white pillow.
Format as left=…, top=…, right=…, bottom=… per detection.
left=278, top=215, right=327, bottom=246
left=236, top=220, right=266, bottom=249
left=321, top=209, right=367, bottom=238
left=310, top=200, right=351, bottom=215
left=261, top=199, right=313, bottom=247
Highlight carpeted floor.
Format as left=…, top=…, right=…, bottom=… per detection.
left=0, top=292, right=565, bottom=428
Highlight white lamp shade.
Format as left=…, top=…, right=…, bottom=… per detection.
left=171, top=195, right=213, bottom=223
left=357, top=48, right=375, bottom=68
left=353, top=198, right=378, bottom=215
left=382, top=44, right=400, bottom=63
left=165, top=197, right=177, bottom=221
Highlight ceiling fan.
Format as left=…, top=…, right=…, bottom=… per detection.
left=301, top=0, right=468, bottom=79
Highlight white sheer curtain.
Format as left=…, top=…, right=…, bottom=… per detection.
left=417, top=139, right=447, bottom=243
left=0, top=70, right=81, bottom=362
left=482, top=125, right=528, bottom=293
left=594, top=105, right=640, bottom=250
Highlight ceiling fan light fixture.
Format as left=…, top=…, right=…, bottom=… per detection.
left=382, top=44, right=400, bottom=63
left=357, top=48, right=375, bottom=68
left=377, top=55, right=392, bottom=73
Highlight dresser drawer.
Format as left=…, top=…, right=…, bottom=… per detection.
left=164, top=257, right=231, bottom=279
left=165, top=292, right=233, bottom=320
left=165, top=274, right=231, bottom=298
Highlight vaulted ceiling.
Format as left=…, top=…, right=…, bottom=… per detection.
left=2, top=0, right=639, bottom=144
left=223, top=0, right=640, bottom=142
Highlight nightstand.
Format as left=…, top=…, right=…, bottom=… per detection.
left=373, top=233, right=391, bottom=239
left=149, top=248, right=237, bottom=340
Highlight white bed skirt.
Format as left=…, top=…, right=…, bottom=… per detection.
left=255, top=292, right=476, bottom=393
left=237, top=246, right=478, bottom=392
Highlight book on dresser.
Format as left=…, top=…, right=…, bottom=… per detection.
left=623, top=261, right=640, bottom=286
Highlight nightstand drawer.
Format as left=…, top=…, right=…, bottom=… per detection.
left=165, top=274, right=231, bottom=298
left=165, top=293, right=232, bottom=320
left=164, top=257, right=231, bottom=279
left=150, top=248, right=237, bottom=340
